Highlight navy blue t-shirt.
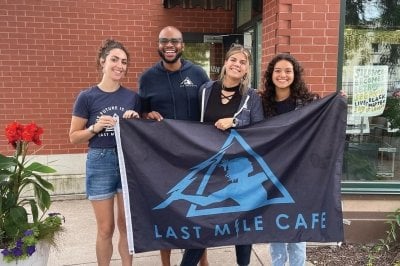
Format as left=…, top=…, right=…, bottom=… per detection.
left=72, top=85, right=140, bottom=148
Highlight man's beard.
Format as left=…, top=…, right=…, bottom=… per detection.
left=158, top=50, right=182, bottom=64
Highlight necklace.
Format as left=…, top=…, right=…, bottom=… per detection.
left=220, top=82, right=239, bottom=103
left=222, top=83, right=240, bottom=92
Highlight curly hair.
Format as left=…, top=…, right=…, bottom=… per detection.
left=96, top=39, right=130, bottom=74
left=259, top=53, right=319, bottom=117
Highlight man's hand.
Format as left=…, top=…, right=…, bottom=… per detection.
left=143, top=111, right=163, bottom=121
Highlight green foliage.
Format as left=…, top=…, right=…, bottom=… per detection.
left=37, top=214, right=64, bottom=246
left=343, top=143, right=378, bottom=180
left=367, top=208, right=400, bottom=265
left=0, top=123, right=63, bottom=262
left=1, top=214, right=63, bottom=263
left=383, top=97, right=400, bottom=130
left=0, top=153, right=56, bottom=245
left=182, top=43, right=210, bottom=68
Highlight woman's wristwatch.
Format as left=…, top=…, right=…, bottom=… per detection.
left=88, top=125, right=97, bottom=134
left=232, top=118, right=237, bottom=127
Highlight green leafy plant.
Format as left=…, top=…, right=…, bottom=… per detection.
left=367, top=208, right=400, bottom=265
left=0, top=122, right=63, bottom=263
left=343, top=142, right=378, bottom=180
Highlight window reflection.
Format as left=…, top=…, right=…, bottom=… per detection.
left=182, top=43, right=211, bottom=77
left=237, top=0, right=262, bottom=27
left=343, top=0, right=400, bottom=182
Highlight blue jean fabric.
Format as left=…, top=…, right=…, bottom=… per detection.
left=180, top=245, right=252, bottom=266
left=270, top=242, right=306, bottom=266
left=86, top=148, right=121, bottom=200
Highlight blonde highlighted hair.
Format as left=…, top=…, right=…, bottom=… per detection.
left=219, top=44, right=252, bottom=95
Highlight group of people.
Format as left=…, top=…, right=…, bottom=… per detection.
left=69, top=26, right=321, bottom=266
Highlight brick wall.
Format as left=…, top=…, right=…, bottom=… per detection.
left=0, top=0, right=341, bottom=155
left=262, top=0, right=341, bottom=96
left=0, top=0, right=234, bottom=155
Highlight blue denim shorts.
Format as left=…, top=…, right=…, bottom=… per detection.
left=86, top=148, right=122, bottom=200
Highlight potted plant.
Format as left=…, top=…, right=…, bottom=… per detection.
left=0, top=121, right=63, bottom=264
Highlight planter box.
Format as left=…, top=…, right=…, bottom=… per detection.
left=0, top=242, right=50, bottom=266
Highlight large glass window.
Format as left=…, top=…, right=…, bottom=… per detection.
left=342, top=0, right=400, bottom=187
left=236, top=0, right=262, bottom=89
left=237, top=0, right=262, bottom=27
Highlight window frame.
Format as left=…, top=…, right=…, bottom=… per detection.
left=339, top=0, right=400, bottom=194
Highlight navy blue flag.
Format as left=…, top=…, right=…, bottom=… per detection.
left=115, top=93, right=346, bottom=253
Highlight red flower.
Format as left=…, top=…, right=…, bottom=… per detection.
left=4, top=122, right=44, bottom=148
left=5, top=122, right=24, bottom=148
left=22, top=123, right=43, bottom=145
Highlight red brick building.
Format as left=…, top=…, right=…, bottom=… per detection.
left=0, top=0, right=340, bottom=154
left=1, top=0, right=399, bottom=243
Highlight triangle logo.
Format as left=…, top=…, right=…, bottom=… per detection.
left=153, top=130, right=294, bottom=217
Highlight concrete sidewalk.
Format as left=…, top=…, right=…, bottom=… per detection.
left=47, top=198, right=314, bottom=266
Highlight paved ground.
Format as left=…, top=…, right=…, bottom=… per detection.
left=47, top=198, right=314, bottom=266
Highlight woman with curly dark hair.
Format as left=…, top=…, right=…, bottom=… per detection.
left=260, top=53, right=319, bottom=118
left=259, top=53, right=319, bottom=266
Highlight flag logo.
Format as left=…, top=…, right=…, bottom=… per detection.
left=154, top=130, right=294, bottom=216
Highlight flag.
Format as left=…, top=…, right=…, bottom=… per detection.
left=115, top=93, right=347, bottom=253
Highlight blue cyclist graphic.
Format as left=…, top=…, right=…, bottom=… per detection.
left=153, top=130, right=294, bottom=217
left=175, top=157, right=268, bottom=208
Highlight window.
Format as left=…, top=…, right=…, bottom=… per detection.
left=342, top=0, right=400, bottom=192
left=182, top=43, right=211, bottom=77
left=182, top=34, right=246, bottom=81
left=237, top=0, right=262, bottom=27
left=236, top=0, right=263, bottom=89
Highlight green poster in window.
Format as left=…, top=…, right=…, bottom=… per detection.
left=352, top=65, right=388, bottom=116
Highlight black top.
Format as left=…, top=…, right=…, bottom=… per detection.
left=275, top=98, right=296, bottom=115
left=204, top=81, right=241, bottom=123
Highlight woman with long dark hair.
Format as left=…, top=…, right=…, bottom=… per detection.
left=259, top=53, right=319, bottom=266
